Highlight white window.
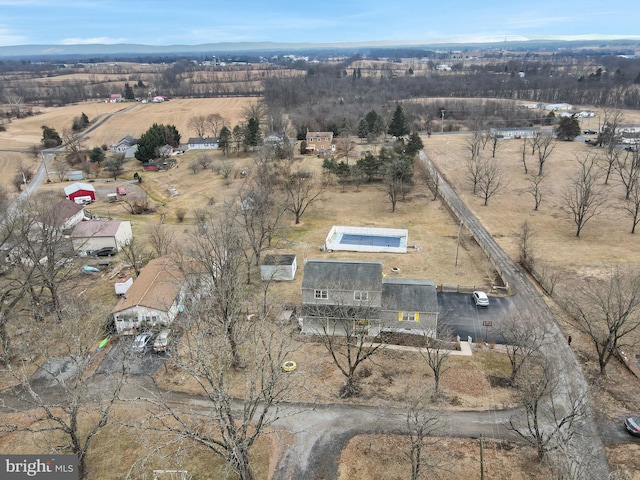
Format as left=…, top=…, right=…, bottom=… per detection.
left=354, top=291, right=369, bottom=301
left=401, top=312, right=417, bottom=322
left=314, top=289, right=328, bottom=299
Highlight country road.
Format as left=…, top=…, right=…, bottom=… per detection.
left=419, top=151, right=611, bottom=479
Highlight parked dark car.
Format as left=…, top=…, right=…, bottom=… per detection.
left=583, top=129, right=597, bottom=135
left=95, top=247, right=117, bottom=257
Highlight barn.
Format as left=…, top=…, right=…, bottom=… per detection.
left=63, top=182, right=96, bottom=203
left=71, top=220, right=133, bottom=252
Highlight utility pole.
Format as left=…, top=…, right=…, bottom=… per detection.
left=441, top=110, right=445, bottom=134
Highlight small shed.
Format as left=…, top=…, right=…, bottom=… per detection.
left=67, top=170, right=84, bottom=181
left=115, top=276, right=133, bottom=296
left=261, top=254, right=297, bottom=281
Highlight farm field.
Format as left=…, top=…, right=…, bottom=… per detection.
left=0, top=97, right=257, bottom=151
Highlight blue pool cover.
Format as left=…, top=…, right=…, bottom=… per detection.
left=339, top=234, right=402, bottom=247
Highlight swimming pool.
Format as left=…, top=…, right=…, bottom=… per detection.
left=325, top=226, right=408, bottom=253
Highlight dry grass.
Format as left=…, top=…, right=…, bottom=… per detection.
left=338, top=435, right=552, bottom=480
left=0, top=403, right=273, bottom=480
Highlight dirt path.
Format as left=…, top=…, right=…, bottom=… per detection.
left=419, top=150, right=611, bottom=479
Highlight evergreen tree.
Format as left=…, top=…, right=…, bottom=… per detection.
left=244, top=117, right=261, bottom=148
left=356, top=152, right=383, bottom=182
left=357, top=118, right=369, bottom=140
left=135, top=123, right=181, bottom=162
left=218, top=126, right=232, bottom=155
left=89, top=147, right=105, bottom=165
left=387, top=104, right=409, bottom=138
left=41, top=125, right=62, bottom=148
left=405, top=132, right=424, bottom=156
left=123, top=83, right=135, bottom=100
left=555, top=116, right=581, bottom=141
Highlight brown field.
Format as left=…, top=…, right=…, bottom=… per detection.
left=0, top=97, right=258, bottom=150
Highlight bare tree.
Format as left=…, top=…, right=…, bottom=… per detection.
left=242, top=101, right=267, bottom=126
left=135, top=315, right=295, bottom=480
left=495, top=309, right=549, bottom=384
left=403, top=394, right=446, bottom=480
left=600, top=144, right=620, bottom=185
left=623, top=179, right=640, bottom=234
left=509, top=358, right=588, bottom=460
left=483, top=130, right=502, bottom=158
left=103, top=154, right=125, bottom=180
left=3, top=91, right=23, bottom=117
left=148, top=223, right=175, bottom=257
left=614, top=149, right=640, bottom=200
left=518, top=221, right=535, bottom=272
left=180, top=207, right=248, bottom=367
left=197, top=153, right=212, bottom=170
left=335, top=135, right=357, bottom=165
left=466, top=155, right=484, bottom=195
left=562, top=153, right=607, bottom=237
left=476, top=157, right=507, bottom=206
left=187, top=114, right=208, bottom=138
left=206, top=113, right=225, bottom=138
left=520, top=137, right=530, bottom=174
left=119, top=237, right=152, bottom=277
left=383, top=157, right=414, bottom=212
left=4, top=297, right=126, bottom=479
left=562, top=264, right=640, bottom=375
left=522, top=174, right=545, bottom=211
left=419, top=326, right=454, bottom=395
left=62, top=128, right=87, bottom=165
left=237, top=156, right=287, bottom=270
left=534, top=133, right=556, bottom=176
left=283, top=169, right=327, bottom=224
left=12, top=191, right=78, bottom=320
left=309, top=285, right=387, bottom=398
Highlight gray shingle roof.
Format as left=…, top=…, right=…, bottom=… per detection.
left=302, top=259, right=382, bottom=290
left=382, top=278, right=438, bottom=313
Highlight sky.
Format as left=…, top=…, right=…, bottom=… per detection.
left=1, top=0, right=639, bottom=47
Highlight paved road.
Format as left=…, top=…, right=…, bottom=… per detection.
left=419, top=151, right=611, bottom=479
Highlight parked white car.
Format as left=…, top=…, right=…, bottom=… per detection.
left=472, top=291, right=490, bottom=307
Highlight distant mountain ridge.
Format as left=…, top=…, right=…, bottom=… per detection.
left=1, top=38, right=639, bottom=59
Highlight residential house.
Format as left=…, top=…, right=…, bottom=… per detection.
left=110, top=135, right=136, bottom=153
left=305, top=131, right=335, bottom=154
left=301, top=259, right=383, bottom=335
left=381, top=278, right=439, bottom=337
left=110, top=256, right=184, bottom=334
left=300, top=259, right=439, bottom=337
left=71, top=220, right=133, bottom=252
left=152, top=95, right=169, bottom=103
left=55, top=199, right=86, bottom=231
left=108, top=93, right=123, bottom=103
left=187, top=137, right=219, bottom=150
left=489, top=127, right=540, bottom=140
left=261, top=254, right=297, bottom=281
left=63, top=182, right=96, bottom=203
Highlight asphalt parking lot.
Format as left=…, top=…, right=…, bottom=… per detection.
left=438, top=291, right=515, bottom=344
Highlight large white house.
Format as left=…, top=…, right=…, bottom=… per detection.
left=110, top=256, right=184, bottom=334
